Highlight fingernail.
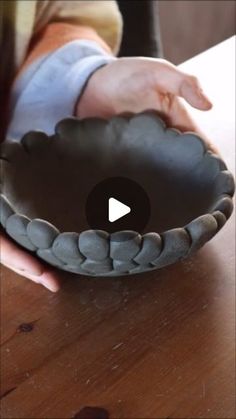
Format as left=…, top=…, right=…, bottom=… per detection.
left=40, top=278, right=60, bottom=292
left=197, top=90, right=212, bottom=107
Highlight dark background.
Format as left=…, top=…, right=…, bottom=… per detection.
left=118, top=0, right=235, bottom=63
left=158, top=0, right=235, bottom=64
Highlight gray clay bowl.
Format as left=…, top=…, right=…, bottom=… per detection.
left=0, top=112, right=235, bottom=276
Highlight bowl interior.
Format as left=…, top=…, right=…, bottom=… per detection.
left=2, top=116, right=222, bottom=234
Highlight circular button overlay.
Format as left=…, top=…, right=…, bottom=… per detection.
left=86, top=177, right=150, bottom=235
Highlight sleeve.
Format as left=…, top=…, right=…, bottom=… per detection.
left=34, top=0, right=123, bottom=55
left=7, top=21, right=117, bottom=141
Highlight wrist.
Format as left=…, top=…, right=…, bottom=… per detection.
left=76, top=61, right=116, bottom=119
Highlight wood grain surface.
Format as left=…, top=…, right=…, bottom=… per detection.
left=158, top=0, right=236, bottom=64
left=1, top=37, right=235, bottom=419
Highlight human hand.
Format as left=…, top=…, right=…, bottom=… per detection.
left=0, top=231, right=60, bottom=292
left=77, top=57, right=216, bottom=151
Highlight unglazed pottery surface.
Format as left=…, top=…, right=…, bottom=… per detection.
left=0, top=113, right=235, bottom=276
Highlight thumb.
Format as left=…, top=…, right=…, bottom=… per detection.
left=180, top=75, right=213, bottom=110
left=154, top=59, right=213, bottom=110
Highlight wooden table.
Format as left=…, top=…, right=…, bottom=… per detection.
left=1, top=37, right=235, bottom=419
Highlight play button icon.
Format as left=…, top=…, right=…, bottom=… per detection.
left=109, top=198, right=131, bottom=222
left=86, top=177, right=150, bottom=233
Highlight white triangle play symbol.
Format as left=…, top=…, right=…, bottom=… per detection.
left=108, top=197, right=131, bottom=222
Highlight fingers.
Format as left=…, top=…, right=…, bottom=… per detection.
left=37, top=271, right=61, bottom=292
left=159, top=95, right=199, bottom=132
left=1, top=233, right=61, bottom=292
left=159, top=96, right=219, bottom=154
left=154, top=59, right=212, bottom=111
left=179, top=75, right=212, bottom=110
left=1, top=233, right=43, bottom=276
left=3, top=262, right=60, bottom=292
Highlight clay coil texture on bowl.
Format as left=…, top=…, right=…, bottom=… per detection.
left=0, top=112, right=235, bottom=277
